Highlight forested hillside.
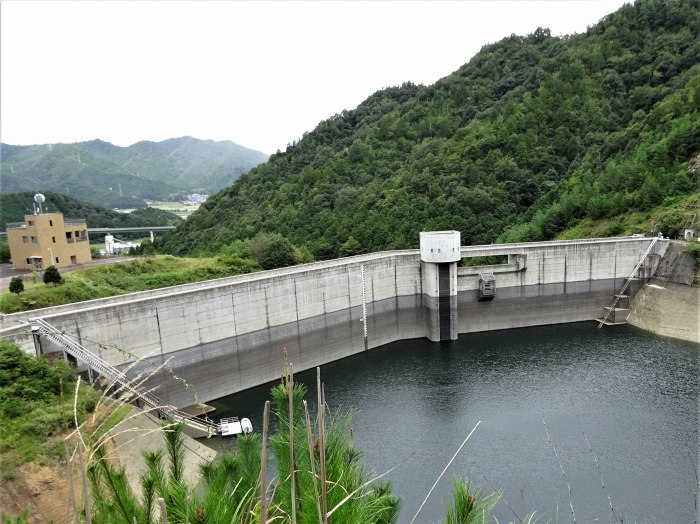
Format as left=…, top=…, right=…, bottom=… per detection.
left=0, top=192, right=182, bottom=230
left=157, top=0, right=699, bottom=258
left=0, top=137, right=268, bottom=209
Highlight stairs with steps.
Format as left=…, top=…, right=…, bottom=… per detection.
left=30, top=317, right=218, bottom=437
left=597, top=237, right=659, bottom=328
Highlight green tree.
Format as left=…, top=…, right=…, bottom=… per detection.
left=339, top=236, right=363, bottom=257
left=250, top=232, right=296, bottom=269
left=42, top=266, right=62, bottom=285
left=0, top=241, right=10, bottom=263
left=8, top=277, right=24, bottom=295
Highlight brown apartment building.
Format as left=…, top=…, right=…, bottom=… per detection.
left=6, top=212, right=92, bottom=270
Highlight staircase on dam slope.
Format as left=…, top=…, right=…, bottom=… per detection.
left=597, top=237, right=659, bottom=328
left=30, top=318, right=217, bottom=437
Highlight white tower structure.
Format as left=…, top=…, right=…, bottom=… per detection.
left=419, top=231, right=461, bottom=342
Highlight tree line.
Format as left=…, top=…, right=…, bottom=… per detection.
left=155, top=0, right=698, bottom=261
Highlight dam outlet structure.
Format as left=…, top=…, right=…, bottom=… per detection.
left=0, top=234, right=667, bottom=409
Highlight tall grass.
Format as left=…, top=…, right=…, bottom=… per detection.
left=0, top=256, right=259, bottom=313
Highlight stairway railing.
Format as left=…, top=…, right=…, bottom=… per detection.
left=597, top=237, right=658, bottom=328
left=30, top=318, right=217, bottom=436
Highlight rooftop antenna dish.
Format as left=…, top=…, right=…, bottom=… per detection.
left=33, top=193, right=46, bottom=214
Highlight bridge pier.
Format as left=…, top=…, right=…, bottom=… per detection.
left=420, top=231, right=460, bottom=342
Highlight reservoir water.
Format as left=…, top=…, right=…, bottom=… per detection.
left=208, top=323, right=699, bottom=523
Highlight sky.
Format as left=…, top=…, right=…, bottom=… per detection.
left=1, top=0, right=629, bottom=155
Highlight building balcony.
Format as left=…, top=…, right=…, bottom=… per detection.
left=64, top=220, right=87, bottom=227
left=6, top=222, right=27, bottom=230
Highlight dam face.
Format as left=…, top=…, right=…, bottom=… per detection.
left=0, top=236, right=665, bottom=407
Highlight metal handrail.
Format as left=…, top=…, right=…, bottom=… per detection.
left=598, top=237, right=658, bottom=328
left=30, top=318, right=217, bottom=435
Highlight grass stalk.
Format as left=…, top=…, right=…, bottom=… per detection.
left=158, top=497, right=169, bottom=524
left=409, top=420, right=481, bottom=524
left=570, top=398, right=620, bottom=523
left=64, top=440, right=78, bottom=524
left=472, top=463, right=523, bottom=523
left=78, top=441, right=92, bottom=524
left=317, top=367, right=328, bottom=524
left=289, top=362, right=297, bottom=524
left=260, top=400, right=270, bottom=524
left=303, top=400, right=323, bottom=524
left=543, top=417, right=575, bottom=523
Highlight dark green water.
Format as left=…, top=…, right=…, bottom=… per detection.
left=209, top=323, right=699, bottom=523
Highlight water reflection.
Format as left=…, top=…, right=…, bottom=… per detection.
left=209, top=323, right=698, bottom=524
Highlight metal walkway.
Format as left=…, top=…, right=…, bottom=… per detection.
left=597, top=237, right=659, bottom=328
left=30, top=318, right=217, bottom=436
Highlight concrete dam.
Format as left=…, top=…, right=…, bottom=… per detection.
left=0, top=235, right=667, bottom=408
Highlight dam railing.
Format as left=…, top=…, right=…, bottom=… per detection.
left=29, top=318, right=217, bottom=437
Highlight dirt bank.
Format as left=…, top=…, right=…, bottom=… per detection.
left=1, top=407, right=216, bottom=522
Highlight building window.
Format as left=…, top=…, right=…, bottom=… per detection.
left=52, top=236, right=56, bottom=243
left=70, top=255, right=77, bottom=264
left=49, top=220, right=53, bottom=226
left=26, top=258, right=31, bottom=264
left=55, top=257, right=59, bottom=264
left=22, top=236, right=28, bottom=243
left=28, top=220, right=34, bottom=226
left=66, top=232, right=73, bottom=243
left=31, top=236, right=37, bottom=244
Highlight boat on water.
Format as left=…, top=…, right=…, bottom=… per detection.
left=217, top=416, right=253, bottom=437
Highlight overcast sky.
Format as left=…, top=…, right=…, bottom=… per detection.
left=1, top=1, right=629, bottom=155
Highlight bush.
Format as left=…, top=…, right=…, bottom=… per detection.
left=683, top=240, right=700, bottom=269
left=42, top=266, right=62, bottom=285
left=602, top=219, right=624, bottom=237
left=250, top=232, right=296, bottom=269
left=9, top=277, right=24, bottom=295
left=0, top=340, right=74, bottom=402
left=0, top=241, right=10, bottom=263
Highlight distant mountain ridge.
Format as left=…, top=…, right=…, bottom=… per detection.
left=0, top=191, right=182, bottom=231
left=0, top=137, right=268, bottom=209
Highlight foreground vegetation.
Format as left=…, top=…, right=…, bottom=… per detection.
left=0, top=344, right=530, bottom=523
left=0, top=340, right=100, bottom=479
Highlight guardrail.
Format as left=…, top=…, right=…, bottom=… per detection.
left=30, top=318, right=217, bottom=436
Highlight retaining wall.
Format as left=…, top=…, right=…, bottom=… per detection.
left=627, top=280, right=699, bottom=343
